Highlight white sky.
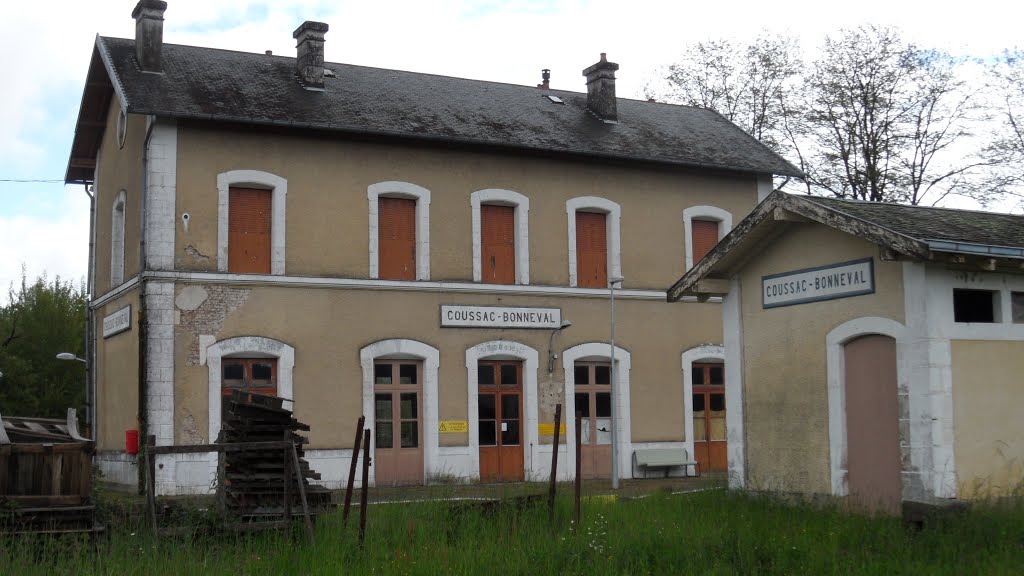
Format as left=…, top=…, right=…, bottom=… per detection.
left=0, top=0, right=1018, bottom=300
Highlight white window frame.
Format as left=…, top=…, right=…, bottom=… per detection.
left=566, top=196, right=621, bottom=288
left=683, top=205, right=732, bottom=271
left=216, top=170, right=288, bottom=275
left=111, top=190, right=126, bottom=286
left=368, top=181, right=431, bottom=281
left=471, top=188, right=530, bottom=285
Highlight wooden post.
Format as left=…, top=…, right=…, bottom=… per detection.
left=216, top=450, right=226, bottom=515
left=574, top=412, right=581, bottom=530
left=548, top=403, right=561, bottom=523
left=358, top=428, right=371, bottom=548
left=290, top=442, right=315, bottom=543
left=283, top=431, right=293, bottom=526
left=343, top=415, right=365, bottom=526
left=146, top=434, right=158, bottom=536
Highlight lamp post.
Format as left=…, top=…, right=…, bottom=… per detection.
left=608, top=275, right=624, bottom=490
left=547, top=319, right=573, bottom=374
left=57, top=352, right=89, bottom=433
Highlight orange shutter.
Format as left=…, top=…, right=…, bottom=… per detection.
left=228, top=187, right=272, bottom=274
left=576, top=211, right=607, bottom=288
left=691, top=219, right=720, bottom=264
left=481, top=204, right=516, bottom=284
left=379, top=197, right=417, bottom=280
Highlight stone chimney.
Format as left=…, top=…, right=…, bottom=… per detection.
left=293, top=21, right=329, bottom=90
left=582, top=53, right=619, bottom=122
left=132, top=0, right=168, bottom=73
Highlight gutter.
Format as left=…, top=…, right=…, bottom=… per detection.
left=84, top=183, right=96, bottom=440
left=137, top=114, right=157, bottom=494
left=926, top=240, right=1024, bottom=260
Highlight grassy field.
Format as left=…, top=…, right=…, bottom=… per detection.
left=2, top=488, right=1023, bottom=575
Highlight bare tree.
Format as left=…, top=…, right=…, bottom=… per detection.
left=981, top=49, right=1024, bottom=207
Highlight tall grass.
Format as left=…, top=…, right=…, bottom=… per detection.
left=2, top=489, right=1022, bottom=575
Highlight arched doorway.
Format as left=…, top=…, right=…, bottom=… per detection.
left=844, top=334, right=901, bottom=514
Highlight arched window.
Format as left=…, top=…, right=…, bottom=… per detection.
left=683, top=206, right=732, bottom=271
left=216, top=170, right=288, bottom=275
left=566, top=197, right=621, bottom=288
left=111, top=190, right=126, bottom=286
left=368, top=182, right=431, bottom=281
left=471, top=189, right=530, bottom=285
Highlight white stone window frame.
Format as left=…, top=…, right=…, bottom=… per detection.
left=471, top=189, right=530, bottom=285
left=368, top=181, right=431, bottom=281
left=111, top=190, right=127, bottom=287
left=561, top=342, right=632, bottom=479
left=566, top=196, right=621, bottom=288
left=681, top=344, right=725, bottom=465
left=359, top=339, right=440, bottom=486
left=683, top=205, right=732, bottom=271
left=216, top=170, right=288, bottom=275
left=465, top=341, right=540, bottom=480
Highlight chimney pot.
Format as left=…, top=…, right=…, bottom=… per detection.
left=538, top=68, right=551, bottom=89
left=265, top=50, right=272, bottom=56
left=582, top=53, right=619, bottom=122
left=132, top=0, right=168, bottom=73
left=293, top=20, right=329, bottom=90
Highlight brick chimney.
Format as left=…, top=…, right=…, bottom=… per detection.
left=537, top=69, right=550, bottom=89
left=132, top=0, right=168, bottom=73
left=582, top=53, right=619, bottom=122
left=293, top=21, right=329, bottom=90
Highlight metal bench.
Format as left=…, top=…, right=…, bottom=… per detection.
left=633, top=448, right=700, bottom=478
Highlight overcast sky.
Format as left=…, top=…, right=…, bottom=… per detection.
left=0, top=0, right=1018, bottom=300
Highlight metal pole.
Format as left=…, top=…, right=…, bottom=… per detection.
left=610, top=277, right=620, bottom=490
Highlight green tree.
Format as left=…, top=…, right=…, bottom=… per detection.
left=0, top=269, right=87, bottom=418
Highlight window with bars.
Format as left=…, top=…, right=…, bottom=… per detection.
left=575, top=211, right=607, bottom=288
left=378, top=197, right=417, bottom=280
left=228, top=187, right=272, bottom=274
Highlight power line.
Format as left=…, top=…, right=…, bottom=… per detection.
left=0, top=179, right=65, bottom=183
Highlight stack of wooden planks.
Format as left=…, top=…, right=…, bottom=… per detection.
left=219, top=390, right=333, bottom=521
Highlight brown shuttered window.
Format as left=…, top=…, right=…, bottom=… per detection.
left=481, top=204, right=516, bottom=284
left=379, top=197, right=417, bottom=280
left=576, top=211, right=607, bottom=288
left=228, top=187, right=272, bottom=274
left=692, top=219, right=719, bottom=265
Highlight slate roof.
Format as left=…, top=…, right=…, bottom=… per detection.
left=667, top=192, right=1024, bottom=301
left=801, top=196, right=1024, bottom=250
left=75, top=36, right=800, bottom=182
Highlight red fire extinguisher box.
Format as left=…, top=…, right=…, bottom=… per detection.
left=125, top=429, right=139, bottom=455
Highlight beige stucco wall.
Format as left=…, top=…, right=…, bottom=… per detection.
left=94, top=99, right=145, bottom=295
left=952, top=340, right=1024, bottom=498
left=173, top=124, right=757, bottom=289
left=172, top=284, right=722, bottom=449
left=93, top=290, right=140, bottom=451
left=738, top=223, right=905, bottom=494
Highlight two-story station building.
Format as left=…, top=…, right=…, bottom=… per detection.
left=67, top=1, right=799, bottom=494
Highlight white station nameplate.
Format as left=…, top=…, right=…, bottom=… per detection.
left=762, top=258, right=874, bottom=309
left=441, top=305, right=561, bottom=329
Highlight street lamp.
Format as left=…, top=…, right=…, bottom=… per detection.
left=609, top=275, right=624, bottom=490
left=547, top=319, right=573, bottom=373
left=56, top=352, right=87, bottom=364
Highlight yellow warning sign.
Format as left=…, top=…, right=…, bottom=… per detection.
left=438, top=421, right=469, bottom=433
left=538, top=423, right=567, bottom=436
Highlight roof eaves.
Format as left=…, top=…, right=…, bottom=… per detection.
left=790, top=195, right=932, bottom=259
left=96, top=35, right=129, bottom=114
left=926, top=240, right=1024, bottom=259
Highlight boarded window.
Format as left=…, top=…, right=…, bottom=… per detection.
left=691, top=219, right=719, bottom=265
left=576, top=211, right=607, bottom=288
left=228, top=187, right=272, bottom=274
left=481, top=204, right=515, bottom=284
left=379, top=197, right=416, bottom=280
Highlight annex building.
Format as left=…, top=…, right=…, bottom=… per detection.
left=67, top=1, right=799, bottom=494
left=669, top=191, right=1024, bottom=512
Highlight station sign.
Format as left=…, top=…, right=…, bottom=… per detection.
left=102, top=305, right=132, bottom=338
left=441, top=305, right=561, bottom=329
left=762, top=258, right=874, bottom=309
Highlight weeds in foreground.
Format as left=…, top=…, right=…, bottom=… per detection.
left=2, top=490, right=1023, bottom=575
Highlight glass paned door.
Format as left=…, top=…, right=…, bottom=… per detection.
left=478, top=360, right=524, bottom=481
left=575, top=361, right=612, bottom=479
left=692, top=362, right=727, bottom=473
left=373, top=361, right=424, bottom=486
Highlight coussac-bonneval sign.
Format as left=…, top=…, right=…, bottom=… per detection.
left=762, top=258, right=875, bottom=309
left=440, top=305, right=561, bottom=329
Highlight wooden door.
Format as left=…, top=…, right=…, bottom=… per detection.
left=378, top=197, right=417, bottom=280
left=477, top=361, right=524, bottom=481
left=481, top=204, right=515, bottom=284
left=373, top=361, right=424, bottom=486
left=228, top=187, right=271, bottom=274
left=845, top=334, right=900, bottom=514
left=576, top=211, right=607, bottom=288
left=574, top=362, right=612, bottom=479
left=692, top=363, right=727, bottom=473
